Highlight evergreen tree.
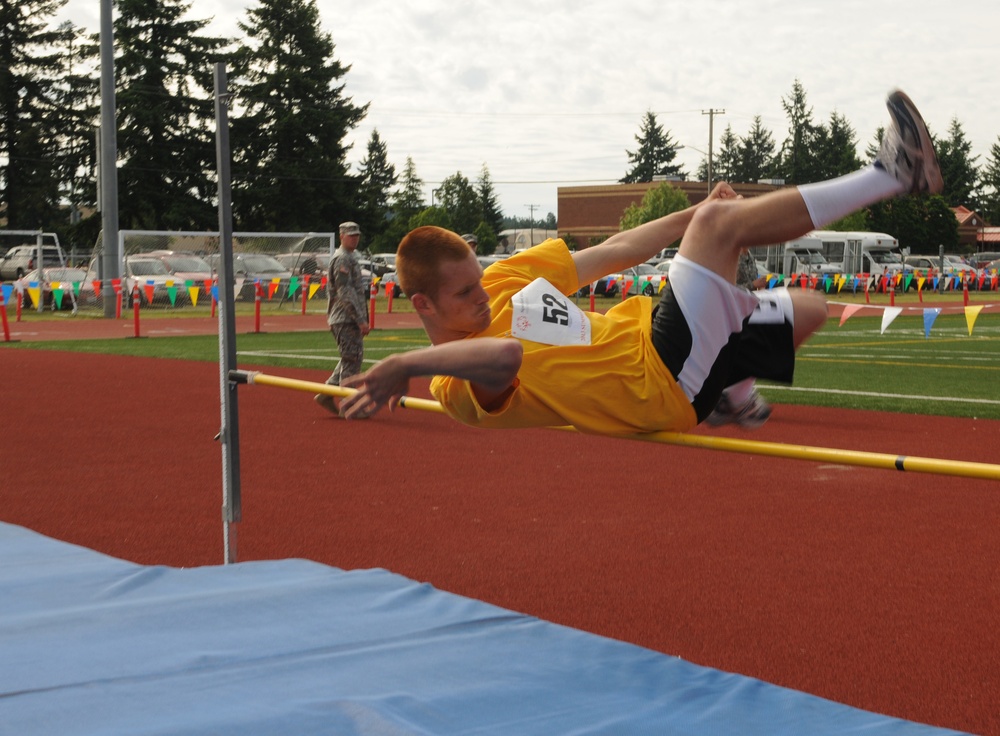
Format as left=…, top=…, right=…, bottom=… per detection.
left=436, top=171, right=480, bottom=234
left=372, top=156, right=423, bottom=253
left=865, top=126, right=885, bottom=162
left=709, top=124, right=740, bottom=183
left=232, top=0, right=366, bottom=231
left=472, top=220, right=498, bottom=254
left=814, top=111, right=861, bottom=180
left=394, top=156, right=425, bottom=215
left=354, top=129, right=397, bottom=246
left=867, top=194, right=958, bottom=254
left=738, top=116, right=777, bottom=183
left=935, top=118, right=980, bottom=210
left=620, top=110, right=683, bottom=183
left=49, top=20, right=99, bottom=238
left=775, top=79, right=821, bottom=185
left=0, top=0, right=67, bottom=229
left=979, top=137, right=1000, bottom=226
left=113, top=0, right=229, bottom=231
left=475, top=163, right=503, bottom=234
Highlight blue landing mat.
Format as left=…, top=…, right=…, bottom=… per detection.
left=0, top=522, right=968, bottom=735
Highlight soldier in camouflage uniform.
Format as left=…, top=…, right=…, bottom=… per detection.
left=315, top=222, right=371, bottom=416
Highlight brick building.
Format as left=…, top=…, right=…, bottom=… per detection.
left=556, top=180, right=782, bottom=247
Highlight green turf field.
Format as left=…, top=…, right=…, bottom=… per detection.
left=5, top=311, right=999, bottom=420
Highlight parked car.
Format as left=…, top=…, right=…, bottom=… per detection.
left=904, top=255, right=977, bottom=278
left=1, top=244, right=68, bottom=281
left=125, top=255, right=189, bottom=305
left=84, top=254, right=186, bottom=306
left=647, top=247, right=678, bottom=266
left=274, top=251, right=331, bottom=278
left=576, top=275, right=619, bottom=298
left=379, top=270, right=405, bottom=299
left=204, top=253, right=294, bottom=300
left=369, top=253, right=397, bottom=277
left=655, top=259, right=673, bottom=275
left=612, top=263, right=666, bottom=296
left=153, top=253, right=214, bottom=285
left=19, top=267, right=94, bottom=310
left=971, top=251, right=1000, bottom=269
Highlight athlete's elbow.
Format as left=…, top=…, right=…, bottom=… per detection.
left=496, top=339, right=523, bottom=379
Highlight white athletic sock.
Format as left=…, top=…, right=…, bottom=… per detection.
left=797, top=166, right=905, bottom=229
left=724, top=377, right=756, bottom=406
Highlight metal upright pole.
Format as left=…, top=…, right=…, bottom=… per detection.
left=99, top=0, right=120, bottom=318
left=214, top=63, right=241, bottom=564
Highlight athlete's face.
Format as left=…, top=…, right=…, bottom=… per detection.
left=425, top=252, right=491, bottom=337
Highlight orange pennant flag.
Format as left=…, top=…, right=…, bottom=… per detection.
left=839, top=304, right=864, bottom=327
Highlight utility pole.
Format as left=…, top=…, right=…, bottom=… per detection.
left=526, top=204, right=539, bottom=247
left=702, top=109, right=725, bottom=195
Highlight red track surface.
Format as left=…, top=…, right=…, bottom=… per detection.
left=1, top=316, right=997, bottom=735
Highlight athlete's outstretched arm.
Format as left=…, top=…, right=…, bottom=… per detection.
left=571, top=181, right=739, bottom=286
left=340, top=338, right=523, bottom=418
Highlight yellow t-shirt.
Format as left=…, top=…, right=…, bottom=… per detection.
left=430, top=239, right=696, bottom=436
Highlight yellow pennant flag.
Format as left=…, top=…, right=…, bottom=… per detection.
left=188, top=286, right=200, bottom=307
left=28, top=282, right=41, bottom=308
left=308, top=282, right=323, bottom=299
left=964, top=305, right=984, bottom=335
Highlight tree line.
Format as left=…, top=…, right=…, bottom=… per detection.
left=0, top=0, right=509, bottom=255
left=5, top=0, right=997, bottom=258
left=621, top=80, right=1000, bottom=254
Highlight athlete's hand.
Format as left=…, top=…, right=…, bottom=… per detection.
left=340, top=355, right=409, bottom=419
left=707, top=181, right=739, bottom=201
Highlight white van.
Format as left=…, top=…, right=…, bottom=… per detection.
left=810, top=230, right=903, bottom=276
left=756, top=235, right=842, bottom=278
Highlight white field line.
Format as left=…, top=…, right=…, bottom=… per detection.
left=803, top=352, right=1000, bottom=363
left=761, top=384, right=1000, bottom=406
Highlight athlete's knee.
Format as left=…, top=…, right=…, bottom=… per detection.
left=788, top=290, right=827, bottom=344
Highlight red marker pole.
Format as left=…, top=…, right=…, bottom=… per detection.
left=589, top=283, right=596, bottom=312
left=132, top=285, right=141, bottom=337
left=254, top=281, right=262, bottom=333
left=1, top=294, right=11, bottom=342
left=301, top=275, right=309, bottom=316
left=386, top=281, right=394, bottom=313
left=368, top=280, right=377, bottom=330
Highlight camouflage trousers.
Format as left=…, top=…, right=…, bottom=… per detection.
left=326, top=322, right=365, bottom=386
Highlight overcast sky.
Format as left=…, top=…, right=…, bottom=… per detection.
left=59, top=0, right=999, bottom=221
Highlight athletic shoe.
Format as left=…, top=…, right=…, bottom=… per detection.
left=314, top=392, right=340, bottom=415
left=876, top=90, right=943, bottom=195
left=706, top=389, right=773, bottom=430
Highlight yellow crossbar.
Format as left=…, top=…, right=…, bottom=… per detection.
left=230, top=370, right=1000, bottom=482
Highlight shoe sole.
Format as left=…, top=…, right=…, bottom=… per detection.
left=886, top=90, right=943, bottom=195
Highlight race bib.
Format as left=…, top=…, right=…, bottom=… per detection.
left=510, top=278, right=591, bottom=346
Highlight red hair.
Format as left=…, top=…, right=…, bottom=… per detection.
left=396, top=226, right=473, bottom=299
